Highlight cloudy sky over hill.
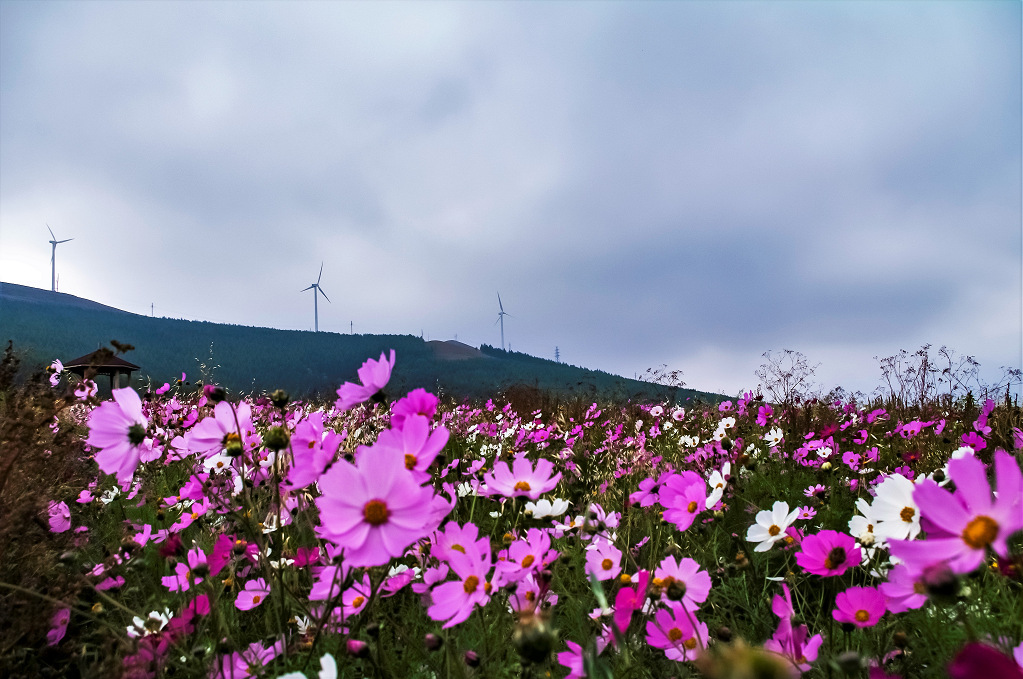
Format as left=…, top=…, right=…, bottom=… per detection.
left=1, top=1, right=1019, bottom=397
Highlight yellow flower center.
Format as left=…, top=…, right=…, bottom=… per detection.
left=514, top=481, right=531, bottom=492
left=962, top=515, right=998, bottom=549
left=451, top=544, right=466, bottom=554
left=463, top=575, right=479, bottom=594
left=362, top=499, right=390, bottom=526
left=854, top=609, right=869, bottom=623
left=667, top=628, right=684, bottom=643
left=601, top=558, right=613, bottom=570
left=768, top=525, right=781, bottom=536
left=900, top=507, right=915, bottom=523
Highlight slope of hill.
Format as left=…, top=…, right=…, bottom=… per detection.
left=0, top=282, right=722, bottom=404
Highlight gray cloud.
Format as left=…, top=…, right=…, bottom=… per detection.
left=1, top=0, right=1018, bottom=397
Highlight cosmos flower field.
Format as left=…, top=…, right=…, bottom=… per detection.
left=5, top=349, right=1023, bottom=678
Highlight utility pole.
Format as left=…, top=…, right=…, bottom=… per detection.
left=151, top=303, right=154, bottom=317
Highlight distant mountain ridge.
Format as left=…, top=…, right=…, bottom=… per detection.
left=0, top=282, right=722, bottom=404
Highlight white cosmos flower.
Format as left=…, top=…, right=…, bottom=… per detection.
left=706, top=463, right=732, bottom=508
left=746, top=501, right=799, bottom=552
left=525, top=498, right=570, bottom=519
left=127, top=608, right=171, bottom=638
left=279, top=653, right=337, bottom=679
left=870, top=474, right=921, bottom=541
left=763, top=427, right=784, bottom=447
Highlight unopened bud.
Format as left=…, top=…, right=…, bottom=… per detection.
left=464, top=650, right=481, bottom=668
left=666, top=579, right=687, bottom=602
left=835, top=650, right=862, bottom=675
left=346, top=639, right=369, bottom=658
left=512, top=614, right=556, bottom=664
left=821, top=461, right=832, bottom=471
left=893, top=631, right=908, bottom=648
left=716, top=626, right=732, bottom=642
left=424, top=633, right=444, bottom=651
left=263, top=426, right=290, bottom=451
left=203, top=385, right=227, bottom=403
left=270, top=389, right=290, bottom=408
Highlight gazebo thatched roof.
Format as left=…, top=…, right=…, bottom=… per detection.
left=64, top=350, right=140, bottom=372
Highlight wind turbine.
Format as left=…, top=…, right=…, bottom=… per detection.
left=47, top=224, right=73, bottom=292
left=495, top=292, right=511, bottom=351
left=301, top=263, right=330, bottom=332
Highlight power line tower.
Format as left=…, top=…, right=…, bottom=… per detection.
left=555, top=346, right=560, bottom=363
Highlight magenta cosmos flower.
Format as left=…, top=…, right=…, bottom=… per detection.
left=645, top=603, right=707, bottom=661
left=335, top=350, right=395, bottom=412
left=659, top=471, right=707, bottom=532
left=483, top=456, right=561, bottom=500
left=87, top=387, right=149, bottom=484
left=796, top=530, right=861, bottom=577
left=316, top=444, right=438, bottom=567
left=832, top=586, right=885, bottom=628
left=236, top=578, right=270, bottom=611
left=889, top=450, right=1022, bottom=576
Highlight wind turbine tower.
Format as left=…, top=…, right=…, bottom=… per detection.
left=495, top=293, right=511, bottom=351
left=47, top=225, right=73, bottom=292
left=301, top=263, right=331, bottom=332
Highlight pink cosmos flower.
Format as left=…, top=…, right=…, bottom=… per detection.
left=879, top=564, right=928, bottom=614
left=613, top=569, right=650, bottom=635
left=161, top=547, right=207, bottom=593
left=342, top=573, right=372, bottom=618
left=316, top=443, right=436, bottom=567
left=496, top=528, right=557, bottom=582
left=371, top=415, right=449, bottom=484
left=948, top=642, right=1023, bottom=679
left=287, top=412, right=343, bottom=489
left=889, top=449, right=1023, bottom=576
left=47, top=606, right=70, bottom=646
left=427, top=545, right=496, bottom=628
left=87, top=387, right=149, bottom=484
left=483, top=456, right=562, bottom=500
left=653, top=556, right=711, bottom=612
left=765, top=586, right=823, bottom=676
left=645, top=603, right=706, bottom=661
left=187, top=401, right=253, bottom=457
left=391, top=388, right=439, bottom=430
left=48, top=500, right=71, bottom=533
left=585, top=538, right=623, bottom=581
left=659, top=471, right=707, bottom=532
left=796, top=530, right=861, bottom=577
left=335, top=350, right=395, bottom=411
left=558, top=638, right=609, bottom=679
left=832, top=586, right=885, bottom=628
left=236, top=578, right=270, bottom=611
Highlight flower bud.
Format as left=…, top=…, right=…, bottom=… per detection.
left=270, top=389, right=290, bottom=408
left=346, top=639, right=370, bottom=658
left=203, top=385, right=227, bottom=403
left=464, top=650, right=481, bottom=668
left=263, top=426, right=290, bottom=451
left=424, top=633, right=444, bottom=652
left=512, top=614, right=556, bottom=664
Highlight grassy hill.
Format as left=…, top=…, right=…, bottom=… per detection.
left=0, top=282, right=722, bottom=404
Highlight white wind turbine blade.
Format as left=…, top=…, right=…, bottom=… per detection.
left=317, top=286, right=331, bottom=303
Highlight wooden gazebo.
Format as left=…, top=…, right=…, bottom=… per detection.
left=64, top=350, right=140, bottom=390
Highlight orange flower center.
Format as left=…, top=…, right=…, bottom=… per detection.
left=687, top=501, right=698, bottom=513
left=463, top=575, right=479, bottom=594
left=900, top=507, right=915, bottom=523
left=351, top=596, right=365, bottom=608
left=962, top=515, right=998, bottom=549
left=684, top=638, right=698, bottom=650
left=667, top=628, right=684, bottom=643
left=451, top=544, right=466, bottom=554
left=854, top=609, right=869, bottom=623
left=252, top=595, right=261, bottom=604
left=521, top=555, right=535, bottom=568
left=913, top=581, right=927, bottom=595
left=405, top=454, right=417, bottom=470
left=768, top=525, right=781, bottom=536
left=514, top=481, right=531, bottom=492
left=601, top=558, right=613, bottom=570
left=362, top=499, right=390, bottom=526
left=525, top=591, right=536, bottom=602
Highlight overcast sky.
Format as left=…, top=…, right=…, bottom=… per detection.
left=1, top=1, right=1020, bottom=398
